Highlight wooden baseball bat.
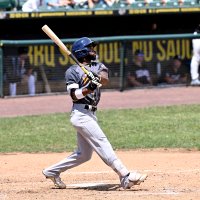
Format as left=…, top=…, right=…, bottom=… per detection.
left=42, top=25, right=102, bottom=87
left=42, top=25, right=88, bottom=74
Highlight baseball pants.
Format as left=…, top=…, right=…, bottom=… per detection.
left=9, top=75, right=35, bottom=96
left=191, top=39, right=200, bottom=80
left=43, top=104, right=130, bottom=188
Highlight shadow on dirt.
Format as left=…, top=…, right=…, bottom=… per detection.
left=67, top=184, right=148, bottom=192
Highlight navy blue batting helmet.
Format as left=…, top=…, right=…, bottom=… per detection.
left=71, top=37, right=98, bottom=59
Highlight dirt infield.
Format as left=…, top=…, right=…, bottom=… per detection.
left=1, top=87, right=200, bottom=117
left=1, top=87, right=200, bottom=200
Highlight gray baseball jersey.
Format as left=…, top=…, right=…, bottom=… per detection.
left=65, top=62, right=108, bottom=106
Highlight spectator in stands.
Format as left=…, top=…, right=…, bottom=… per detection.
left=73, top=0, right=88, bottom=7
left=190, top=24, right=200, bottom=85
left=5, top=47, right=35, bottom=97
left=126, top=49, right=153, bottom=87
left=160, top=55, right=186, bottom=85
left=88, top=0, right=115, bottom=8
left=22, top=0, right=45, bottom=12
left=46, top=0, right=75, bottom=7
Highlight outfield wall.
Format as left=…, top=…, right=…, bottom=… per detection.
left=1, top=33, right=200, bottom=97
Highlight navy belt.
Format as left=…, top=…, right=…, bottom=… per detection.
left=73, top=104, right=97, bottom=112
left=84, top=105, right=97, bottom=112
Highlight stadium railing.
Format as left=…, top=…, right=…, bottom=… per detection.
left=1, top=33, right=200, bottom=98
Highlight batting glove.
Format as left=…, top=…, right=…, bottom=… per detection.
left=87, top=71, right=99, bottom=81
left=88, top=77, right=101, bottom=91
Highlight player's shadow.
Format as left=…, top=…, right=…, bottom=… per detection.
left=67, top=184, right=148, bottom=192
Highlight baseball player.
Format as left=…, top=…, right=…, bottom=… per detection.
left=42, top=37, right=147, bottom=189
left=190, top=24, right=200, bottom=85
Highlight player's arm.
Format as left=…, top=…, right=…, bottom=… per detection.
left=66, top=68, right=100, bottom=101
left=128, top=76, right=144, bottom=87
left=87, top=70, right=108, bottom=85
left=70, top=79, right=99, bottom=101
left=180, top=76, right=186, bottom=83
left=96, top=63, right=109, bottom=85
left=47, top=0, right=59, bottom=7
left=88, top=0, right=94, bottom=8
left=99, top=70, right=109, bottom=85
left=71, top=87, right=92, bottom=101
left=164, top=77, right=175, bottom=84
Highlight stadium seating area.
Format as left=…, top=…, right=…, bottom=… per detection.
left=0, top=0, right=199, bottom=11
left=0, top=0, right=17, bottom=11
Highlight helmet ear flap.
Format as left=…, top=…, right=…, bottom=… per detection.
left=81, top=49, right=87, bottom=54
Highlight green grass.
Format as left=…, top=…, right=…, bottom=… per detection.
left=1, top=104, right=200, bottom=153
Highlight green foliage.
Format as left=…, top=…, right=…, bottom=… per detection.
left=0, top=104, right=200, bottom=152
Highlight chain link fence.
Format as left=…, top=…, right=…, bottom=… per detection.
left=1, top=33, right=200, bottom=97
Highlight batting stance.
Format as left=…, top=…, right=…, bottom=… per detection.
left=42, top=37, right=147, bottom=189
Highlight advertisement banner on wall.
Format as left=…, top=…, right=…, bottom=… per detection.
left=3, top=38, right=193, bottom=80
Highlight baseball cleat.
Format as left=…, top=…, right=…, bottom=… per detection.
left=127, top=173, right=148, bottom=188
left=42, top=171, right=66, bottom=189
left=191, top=79, right=200, bottom=85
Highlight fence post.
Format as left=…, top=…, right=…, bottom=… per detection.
left=0, top=46, right=3, bottom=98
left=120, top=40, right=125, bottom=92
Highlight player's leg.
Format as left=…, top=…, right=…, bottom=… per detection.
left=191, top=39, right=200, bottom=85
left=9, top=83, right=17, bottom=96
left=43, top=131, right=93, bottom=188
left=28, top=75, right=35, bottom=95
left=71, top=106, right=147, bottom=189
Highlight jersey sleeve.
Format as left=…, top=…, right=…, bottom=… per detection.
left=65, top=67, right=80, bottom=87
left=98, top=63, right=109, bottom=74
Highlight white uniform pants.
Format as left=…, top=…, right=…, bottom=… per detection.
left=190, top=39, right=200, bottom=80
left=43, top=104, right=131, bottom=188
left=9, top=75, right=35, bottom=96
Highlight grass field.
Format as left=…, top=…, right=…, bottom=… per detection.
left=1, top=104, right=200, bottom=153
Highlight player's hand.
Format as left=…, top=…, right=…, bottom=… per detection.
left=88, top=77, right=101, bottom=91
left=87, top=71, right=99, bottom=81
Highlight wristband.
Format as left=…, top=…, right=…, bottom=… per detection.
left=75, top=89, right=85, bottom=99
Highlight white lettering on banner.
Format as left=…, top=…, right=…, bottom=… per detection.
left=156, top=39, right=193, bottom=61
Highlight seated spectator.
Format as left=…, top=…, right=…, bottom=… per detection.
left=160, top=55, right=186, bottom=85
left=46, top=0, right=75, bottom=7
left=4, top=47, right=35, bottom=97
left=127, top=0, right=147, bottom=4
left=22, top=0, right=45, bottom=12
left=74, top=0, right=88, bottom=7
left=88, top=0, right=115, bottom=8
left=126, top=49, right=153, bottom=87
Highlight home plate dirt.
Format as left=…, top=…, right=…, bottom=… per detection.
left=1, top=87, right=200, bottom=199
left=1, top=149, right=200, bottom=200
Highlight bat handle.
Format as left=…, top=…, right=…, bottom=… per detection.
left=97, top=83, right=102, bottom=88
left=80, top=66, right=89, bottom=74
